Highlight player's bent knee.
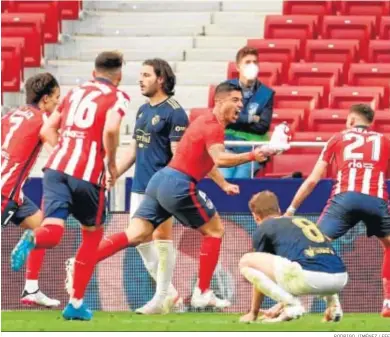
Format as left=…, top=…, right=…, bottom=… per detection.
left=20, top=210, right=43, bottom=230
left=152, top=218, right=173, bottom=240
left=239, top=254, right=251, bottom=270
left=125, top=217, right=155, bottom=246
left=199, top=214, right=225, bottom=238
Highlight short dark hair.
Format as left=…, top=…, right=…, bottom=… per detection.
left=249, top=191, right=280, bottom=218
left=95, top=51, right=124, bottom=72
left=214, top=82, right=241, bottom=98
left=349, top=104, right=375, bottom=123
left=143, top=58, right=176, bottom=96
left=236, top=46, right=258, bottom=64
left=25, top=73, right=59, bottom=105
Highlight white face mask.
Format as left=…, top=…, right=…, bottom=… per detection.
left=242, top=63, right=259, bottom=81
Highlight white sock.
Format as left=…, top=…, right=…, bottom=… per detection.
left=152, top=240, right=176, bottom=305
left=24, top=280, right=39, bottom=293
left=325, top=294, right=340, bottom=307
left=136, top=241, right=159, bottom=280
left=70, top=298, right=83, bottom=309
left=241, top=267, right=299, bottom=305
left=137, top=240, right=178, bottom=298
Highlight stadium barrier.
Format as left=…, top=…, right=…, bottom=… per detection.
left=1, top=213, right=383, bottom=313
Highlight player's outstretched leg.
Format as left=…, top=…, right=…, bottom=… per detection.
left=16, top=211, right=60, bottom=307
left=239, top=252, right=305, bottom=322
left=63, top=225, right=103, bottom=321
left=379, top=236, right=390, bottom=317
left=191, top=213, right=231, bottom=309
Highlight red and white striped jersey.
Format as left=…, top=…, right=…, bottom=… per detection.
left=45, top=79, right=129, bottom=186
left=1, top=106, right=47, bottom=205
left=319, top=127, right=390, bottom=200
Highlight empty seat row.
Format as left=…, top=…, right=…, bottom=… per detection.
left=246, top=39, right=389, bottom=77
left=189, top=107, right=390, bottom=134
left=227, top=62, right=390, bottom=101
left=208, top=85, right=388, bottom=116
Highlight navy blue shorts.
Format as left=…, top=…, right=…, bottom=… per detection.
left=43, top=169, right=106, bottom=226
left=1, top=195, right=39, bottom=227
left=318, top=191, right=390, bottom=239
left=134, top=167, right=216, bottom=229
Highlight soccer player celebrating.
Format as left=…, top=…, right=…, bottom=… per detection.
left=2, top=73, right=61, bottom=307
left=239, top=191, right=348, bottom=323
left=11, top=51, right=130, bottom=321
left=65, top=58, right=189, bottom=312
left=285, top=104, right=390, bottom=318
left=100, top=82, right=276, bottom=313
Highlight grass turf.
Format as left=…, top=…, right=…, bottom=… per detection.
left=1, top=311, right=389, bottom=332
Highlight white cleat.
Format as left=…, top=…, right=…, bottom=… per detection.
left=20, top=289, right=60, bottom=308
left=262, top=304, right=305, bottom=323
left=191, top=287, right=231, bottom=309
left=65, top=257, right=75, bottom=296
left=135, top=298, right=171, bottom=315
left=323, top=304, right=343, bottom=322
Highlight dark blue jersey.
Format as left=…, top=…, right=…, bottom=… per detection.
left=132, top=97, right=189, bottom=193
left=252, top=216, right=346, bottom=273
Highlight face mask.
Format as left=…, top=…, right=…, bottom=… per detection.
left=242, top=63, right=259, bottom=80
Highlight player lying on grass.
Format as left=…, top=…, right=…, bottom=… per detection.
left=239, top=191, right=348, bottom=323
left=284, top=104, right=390, bottom=318
left=2, top=73, right=61, bottom=307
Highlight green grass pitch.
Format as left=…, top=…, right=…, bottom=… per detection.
left=2, top=311, right=389, bottom=331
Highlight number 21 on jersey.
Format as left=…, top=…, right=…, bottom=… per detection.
left=344, top=133, right=381, bottom=162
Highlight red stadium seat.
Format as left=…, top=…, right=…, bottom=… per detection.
left=288, top=62, right=343, bottom=102
left=379, top=16, right=390, bottom=40
left=304, top=39, right=359, bottom=80
left=273, top=86, right=324, bottom=127
left=1, top=13, right=44, bottom=67
left=308, top=109, right=349, bottom=132
left=340, top=1, right=390, bottom=28
left=322, top=16, right=376, bottom=59
left=247, top=39, right=300, bottom=81
left=59, top=0, right=82, bottom=20
left=329, top=87, right=385, bottom=110
left=6, top=0, right=61, bottom=43
left=348, top=63, right=390, bottom=106
left=368, top=40, right=390, bottom=63
left=264, top=15, right=318, bottom=55
left=263, top=154, right=322, bottom=178
left=283, top=1, right=336, bottom=26
left=227, top=62, right=282, bottom=86
left=290, top=131, right=332, bottom=154
left=1, top=37, right=24, bottom=92
left=189, top=108, right=212, bottom=123
left=271, top=109, right=304, bottom=132
left=373, top=110, right=390, bottom=134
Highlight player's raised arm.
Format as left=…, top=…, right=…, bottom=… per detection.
left=285, top=135, right=339, bottom=216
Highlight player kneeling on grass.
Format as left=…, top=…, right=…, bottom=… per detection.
left=239, top=191, right=348, bottom=323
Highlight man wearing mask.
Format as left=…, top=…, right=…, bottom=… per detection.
left=221, top=47, right=274, bottom=179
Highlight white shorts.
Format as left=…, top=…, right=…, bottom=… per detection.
left=274, top=256, right=348, bottom=296
left=129, top=192, right=145, bottom=219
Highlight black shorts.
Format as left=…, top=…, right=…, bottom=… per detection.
left=134, top=167, right=216, bottom=229
left=1, top=195, right=39, bottom=227
left=43, top=169, right=106, bottom=226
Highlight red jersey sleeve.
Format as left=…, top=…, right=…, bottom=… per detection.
left=111, top=91, right=130, bottom=118
left=204, top=122, right=224, bottom=149
left=319, top=133, right=341, bottom=164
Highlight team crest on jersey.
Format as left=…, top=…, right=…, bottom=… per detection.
left=151, top=115, right=160, bottom=125
left=248, top=103, right=259, bottom=116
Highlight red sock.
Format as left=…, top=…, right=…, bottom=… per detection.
left=34, top=224, right=64, bottom=249
left=73, top=227, right=104, bottom=299
left=25, top=249, right=46, bottom=280
left=382, top=247, right=390, bottom=300
left=97, top=232, right=130, bottom=263
left=198, top=236, right=222, bottom=293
